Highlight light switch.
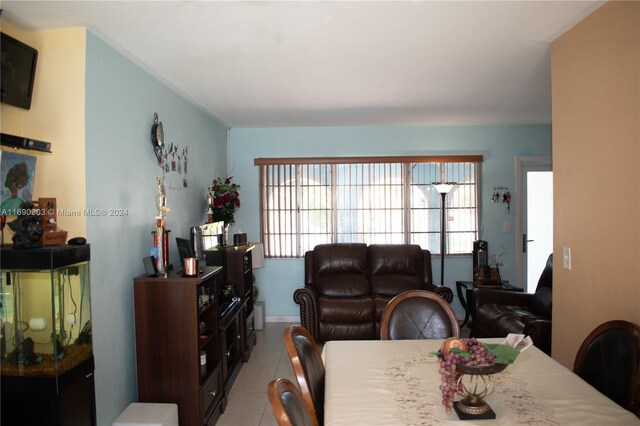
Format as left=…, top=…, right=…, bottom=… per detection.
left=563, top=247, right=571, bottom=270
left=503, top=222, right=510, bottom=233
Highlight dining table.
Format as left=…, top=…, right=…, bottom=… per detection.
left=322, top=338, right=640, bottom=425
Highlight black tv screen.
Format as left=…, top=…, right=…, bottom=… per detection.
left=1, top=32, right=38, bottom=110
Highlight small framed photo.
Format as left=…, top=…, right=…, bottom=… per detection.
left=143, top=256, right=158, bottom=277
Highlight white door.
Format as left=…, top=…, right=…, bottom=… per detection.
left=515, top=158, right=553, bottom=293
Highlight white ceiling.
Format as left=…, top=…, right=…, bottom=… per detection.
left=2, top=1, right=604, bottom=128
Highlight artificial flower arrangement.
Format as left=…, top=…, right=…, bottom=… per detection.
left=208, top=176, right=241, bottom=225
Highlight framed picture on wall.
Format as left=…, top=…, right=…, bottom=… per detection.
left=0, top=150, right=37, bottom=216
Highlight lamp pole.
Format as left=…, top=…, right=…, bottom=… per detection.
left=432, top=182, right=456, bottom=287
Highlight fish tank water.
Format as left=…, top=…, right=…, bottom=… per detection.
left=0, top=244, right=92, bottom=378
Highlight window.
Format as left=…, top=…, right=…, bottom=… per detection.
left=255, top=156, right=481, bottom=258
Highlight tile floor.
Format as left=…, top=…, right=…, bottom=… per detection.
left=217, top=322, right=297, bottom=426
left=217, top=321, right=470, bottom=426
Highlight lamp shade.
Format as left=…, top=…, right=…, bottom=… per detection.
left=432, top=182, right=456, bottom=194
left=252, top=242, right=265, bottom=269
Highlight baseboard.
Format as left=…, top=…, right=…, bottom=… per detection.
left=265, top=315, right=300, bottom=323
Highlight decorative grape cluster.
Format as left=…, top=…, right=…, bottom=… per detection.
left=437, top=338, right=495, bottom=413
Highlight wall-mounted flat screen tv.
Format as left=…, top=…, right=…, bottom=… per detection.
left=1, top=32, right=38, bottom=110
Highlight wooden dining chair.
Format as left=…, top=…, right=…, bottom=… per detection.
left=267, top=378, right=319, bottom=426
left=380, top=290, right=460, bottom=340
left=283, top=325, right=325, bottom=425
left=573, top=320, right=640, bottom=415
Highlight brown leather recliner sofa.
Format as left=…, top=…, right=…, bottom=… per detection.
left=293, top=243, right=454, bottom=341
left=471, top=254, right=553, bottom=355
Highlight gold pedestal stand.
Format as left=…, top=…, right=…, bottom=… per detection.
left=454, top=363, right=507, bottom=419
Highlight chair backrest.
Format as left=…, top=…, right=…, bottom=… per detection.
left=268, top=378, right=319, bottom=426
left=529, top=254, right=553, bottom=318
left=380, top=290, right=460, bottom=340
left=535, top=253, right=553, bottom=291
left=573, top=320, right=640, bottom=414
left=283, top=326, right=325, bottom=424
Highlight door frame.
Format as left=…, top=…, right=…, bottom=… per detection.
left=515, top=156, right=552, bottom=291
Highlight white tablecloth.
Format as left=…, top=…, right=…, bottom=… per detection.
left=322, top=339, right=639, bottom=425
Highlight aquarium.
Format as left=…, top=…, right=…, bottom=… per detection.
left=0, top=244, right=92, bottom=378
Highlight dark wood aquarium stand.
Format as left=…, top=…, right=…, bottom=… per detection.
left=1, top=245, right=96, bottom=426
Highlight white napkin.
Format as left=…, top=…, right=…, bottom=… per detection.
left=504, top=333, right=533, bottom=352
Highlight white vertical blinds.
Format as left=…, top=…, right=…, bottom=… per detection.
left=256, top=156, right=481, bottom=258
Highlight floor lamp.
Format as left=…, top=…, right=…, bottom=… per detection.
left=432, top=182, right=456, bottom=287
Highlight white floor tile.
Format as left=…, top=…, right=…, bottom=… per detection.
left=220, top=322, right=295, bottom=425
left=216, top=413, right=263, bottom=426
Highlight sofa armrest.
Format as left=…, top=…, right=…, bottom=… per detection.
left=523, top=318, right=552, bottom=356
left=427, top=284, right=453, bottom=303
left=293, top=286, right=319, bottom=340
left=420, top=249, right=452, bottom=303
left=304, top=251, right=314, bottom=286
left=473, top=288, right=535, bottom=309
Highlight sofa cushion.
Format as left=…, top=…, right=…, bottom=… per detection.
left=313, top=243, right=367, bottom=276
left=315, top=274, right=370, bottom=297
left=318, top=295, right=374, bottom=323
left=371, top=274, right=421, bottom=296
left=318, top=321, right=375, bottom=341
left=494, top=314, right=527, bottom=336
left=530, top=287, right=552, bottom=318
left=369, top=244, right=423, bottom=296
left=369, top=244, right=420, bottom=276
left=475, top=303, right=550, bottom=337
left=373, top=295, right=394, bottom=322
left=476, top=303, right=534, bottom=321
left=474, top=303, right=535, bottom=335
left=313, top=243, right=369, bottom=297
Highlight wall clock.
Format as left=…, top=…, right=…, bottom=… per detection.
left=151, top=112, right=164, bottom=163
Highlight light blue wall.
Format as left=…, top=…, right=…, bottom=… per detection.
left=229, top=125, right=551, bottom=319
left=85, top=32, right=227, bottom=424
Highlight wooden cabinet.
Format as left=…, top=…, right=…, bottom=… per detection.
left=134, top=267, right=224, bottom=426
left=222, top=246, right=257, bottom=361
left=205, top=245, right=257, bottom=363
left=219, top=303, right=242, bottom=399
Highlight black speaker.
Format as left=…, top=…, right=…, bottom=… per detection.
left=473, top=240, right=488, bottom=281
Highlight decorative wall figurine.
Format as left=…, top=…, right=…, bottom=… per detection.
left=8, top=201, right=43, bottom=249
left=492, top=186, right=511, bottom=213
left=149, top=113, right=189, bottom=190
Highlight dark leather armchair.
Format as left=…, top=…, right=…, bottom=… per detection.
left=294, top=243, right=453, bottom=341
left=471, top=254, right=553, bottom=355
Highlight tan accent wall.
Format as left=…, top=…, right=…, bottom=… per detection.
left=551, top=1, right=640, bottom=367
left=1, top=21, right=87, bottom=239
